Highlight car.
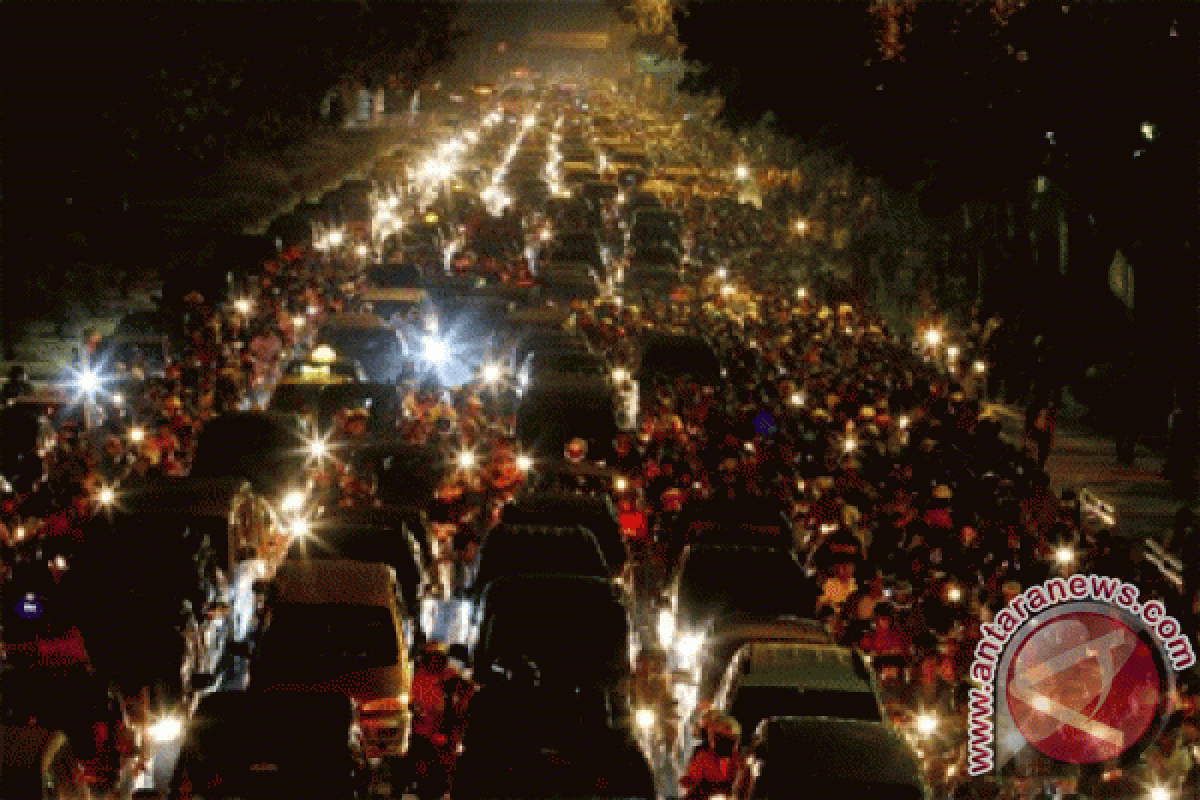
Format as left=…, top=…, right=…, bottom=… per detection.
left=469, top=524, right=610, bottom=598
left=537, top=261, right=602, bottom=303
left=365, top=262, right=424, bottom=290
left=158, top=690, right=372, bottom=800
left=470, top=574, right=632, bottom=690
left=454, top=685, right=654, bottom=800
left=713, top=641, right=886, bottom=744
left=660, top=545, right=819, bottom=674
left=314, top=314, right=406, bottom=384
left=516, top=348, right=610, bottom=393
left=189, top=411, right=310, bottom=507
left=500, top=492, right=628, bottom=579
left=542, top=231, right=604, bottom=272
left=247, top=561, right=413, bottom=764
left=515, top=377, right=619, bottom=463
left=635, top=332, right=725, bottom=409
left=283, top=509, right=427, bottom=627
left=280, top=354, right=367, bottom=384
left=95, top=333, right=174, bottom=376
left=734, top=717, right=927, bottom=799
left=692, top=618, right=834, bottom=708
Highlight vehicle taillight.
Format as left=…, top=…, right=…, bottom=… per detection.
left=360, top=695, right=408, bottom=715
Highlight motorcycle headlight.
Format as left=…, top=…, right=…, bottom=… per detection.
left=148, top=714, right=185, bottom=743
left=281, top=489, right=306, bottom=514
left=657, top=610, right=675, bottom=645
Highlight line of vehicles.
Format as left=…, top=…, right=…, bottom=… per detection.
left=2, top=82, right=930, bottom=800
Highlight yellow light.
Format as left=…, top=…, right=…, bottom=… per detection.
left=612, top=367, right=630, bottom=384
left=1055, top=546, right=1075, bottom=566
left=482, top=364, right=502, bottom=384
left=307, top=437, right=329, bottom=460
left=516, top=454, right=533, bottom=472
left=898, top=415, right=909, bottom=430
left=311, top=345, right=337, bottom=363
left=843, top=438, right=857, bottom=454
left=355, top=244, right=369, bottom=258
left=796, top=287, right=807, bottom=299
left=795, top=219, right=808, bottom=234
left=973, top=359, right=987, bottom=375
left=111, top=392, right=124, bottom=406
left=946, top=345, right=960, bottom=361
left=281, top=489, right=306, bottom=514
left=327, top=229, right=345, bottom=248
left=148, top=715, right=185, bottom=743
left=96, top=486, right=116, bottom=507
left=790, top=392, right=805, bottom=407
left=425, top=213, right=439, bottom=225
left=721, top=284, right=736, bottom=297
left=1148, top=787, right=1171, bottom=800
left=292, top=315, right=306, bottom=329
left=635, top=708, right=656, bottom=731
left=923, top=329, right=942, bottom=348
left=457, top=450, right=476, bottom=470
left=735, top=164, right=749, bottom=180
left=129, top=426, right=145, bottom=443
left=615, top=476, right=628, bottom=492
left=946, top=585, right=963, bottom=604
left=233, top=297, right=253, bottom=315
left=915, top=712, right=938, bottom=737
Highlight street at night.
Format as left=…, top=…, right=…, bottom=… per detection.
left=1, top=2, right=1198, bottom=798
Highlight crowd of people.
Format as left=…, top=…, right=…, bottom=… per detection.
left=0, top=106, right=1197, bottom=800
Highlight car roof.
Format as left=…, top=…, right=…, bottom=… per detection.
left=732, top=642, right=874, bottom=692
left=756, top=717, right=923, bottom=789
left=271, top=560, right=396, bottom=606
left=320, top=313, right=388, bottom=330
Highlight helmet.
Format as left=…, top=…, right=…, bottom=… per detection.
left=565, top=437, right=587, bottom=463
left=707, top=711, right=741, bottom=739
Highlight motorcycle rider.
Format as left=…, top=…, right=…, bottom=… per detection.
left=681, top=711, right=741, bottom=800
left=406, top=641, right=468, bottom=800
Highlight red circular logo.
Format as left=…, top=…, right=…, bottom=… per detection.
left=1006, top=610, right=1163, bottom=764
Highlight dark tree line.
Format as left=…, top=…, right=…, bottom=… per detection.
left=2, top=1, right=461, bottom=349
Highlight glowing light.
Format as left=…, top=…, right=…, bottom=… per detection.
left=423, top=337, right=448, bottom=365
left=1055, top=546, right=1075, bottom=566
left=1148, top=787, right=1172, bottom=800
left=327, top=229, right=345, bottom=248
left=292, top=315, right=306, bottom=329
left=795, top=218, right=808, bottom=234
left=307, top=437, right=329, bottom=461
left=129, top=426, right=145, bottom=443
left=515, top=454, right=533, bottom=472
left=946, top=345, right=960, bottom=361
left=635, top=708, right=656, bottom=731
left=355, top=244, right=369, bottom=258
left=735, top=164, right=750, bottom=180
left=676, top=633, right=705, bottom=665
left=898, top=415, right=909, bottom=430
left=281, top=489, right=306, bottom=514
left=482, top=364, right=502, bottom=384
left=914, top=712, right=938, bottom=737
left=614, top=476, right=628, bottom=492
left=311, top=345, right=337, bottom=363
left=456, top=450, right=476, bottom=470
left=843, top=437, right=857, bottom=454
left=611, top=367, right=629, bottom=384
left=721, top=284, right=736, bottom=297
left=657, top=610, right=675, bottom=644
left=96, top=486, right=116, bottom=507
left=148, top=715, right=185, bottom=743
left=923, top=329, right=942, bottom=348
left=76, top=369, right=100, bottom=395
left=790, top=392, right=805, bottom=407
left=796, top=287, right=807, bottom=299
left=110, top=392, right=124, bottom=406
left=946, top=585, right=963, bottom=604
left=288, top=516, right=311, bottom=539
left=973, top=359, right=987, bottom=375
left=715, top=267, right=728, bottom=281
left=1141, top=122, right=1156, bottom=141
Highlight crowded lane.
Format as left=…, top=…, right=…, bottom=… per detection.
left=1, top=82, right=1196, bottom=800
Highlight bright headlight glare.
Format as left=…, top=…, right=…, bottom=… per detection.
left=635, top=708, right=656, bottom=731
left=515, top=454, right=533, bottom=472
left=457, top=450, right=476, bottom=470
left=281, top=489, right=306, bottom=514
left=129, top=426, right=145, bottom=443
left=96, top=486, right=116, bottom=507
left=424, top=337, right=448, bottom=365
left=612, top=367, right=629, bottom=383
left=76, top=369, right=101, bottom=394
left=482, top=364, right=502, bottom=384
left=915, top=712, right=938, bottom=737
left=289, top=517, right=311, bottom=539
left=677, top=633, right=705, bottom=664
left=307, top=438, right=328, bottom=460
left=148, top=715, right=185, bottom=743
left=657, top=610, right=675, bottom=645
